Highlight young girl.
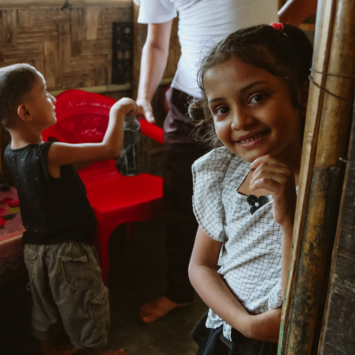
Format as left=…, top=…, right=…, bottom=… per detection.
left=188, top=24, right=313, bottom=355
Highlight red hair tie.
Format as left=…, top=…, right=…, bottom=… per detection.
left=270, top=23, right=284, bottom=31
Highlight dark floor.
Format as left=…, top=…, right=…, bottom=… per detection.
left=0, top=216, right=208, bottom=355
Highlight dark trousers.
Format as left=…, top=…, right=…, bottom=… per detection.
left=192, top=312, right=278, bottom=355
left=163, top=87, right=209, bottom=303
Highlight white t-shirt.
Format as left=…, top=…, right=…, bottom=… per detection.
left=138, top=0, right=278, bottom=98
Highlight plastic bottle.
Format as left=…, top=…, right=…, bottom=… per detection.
left=118, top=114, right=141, bottom=176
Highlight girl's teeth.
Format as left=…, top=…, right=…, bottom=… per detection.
left=240, top=133, right=263, bottom=144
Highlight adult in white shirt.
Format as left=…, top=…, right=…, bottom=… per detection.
left=136, top=0, right=317, bottom=324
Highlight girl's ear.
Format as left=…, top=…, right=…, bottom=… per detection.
left=17, top=104, right=32, bottom=122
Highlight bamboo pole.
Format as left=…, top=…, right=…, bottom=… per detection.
left=278, top=0, right=355, bottom=354
left=317, top=91, right=355, bottom=355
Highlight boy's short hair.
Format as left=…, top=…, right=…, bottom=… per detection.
left=0, top=64, right=38, bottom=128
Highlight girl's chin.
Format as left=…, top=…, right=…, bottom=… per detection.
left=229, top=146, right=266, bottom=162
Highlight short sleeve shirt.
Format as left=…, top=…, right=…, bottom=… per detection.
left=192, top=147, right=283, bottom=341
left=138, top=0, right=278, bottom=98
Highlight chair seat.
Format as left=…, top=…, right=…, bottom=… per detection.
left=79, top=160, right=163, bottom=220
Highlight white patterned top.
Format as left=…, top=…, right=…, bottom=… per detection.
left=192, top=146, right=283, bottom=341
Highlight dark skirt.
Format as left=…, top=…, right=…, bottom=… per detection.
left=191, top=312, right=278, bottom=355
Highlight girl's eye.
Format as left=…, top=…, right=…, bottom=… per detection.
left=214, top=106, right=230, bottom=116
left=249, top=94, right=267, bottom=104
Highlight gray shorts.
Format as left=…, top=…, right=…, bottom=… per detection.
left=24, top=241, right=109, bottom=349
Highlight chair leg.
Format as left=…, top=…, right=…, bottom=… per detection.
left=95, top=225, right=115, bottom=285
left=125, top=222, right=134, bottom=243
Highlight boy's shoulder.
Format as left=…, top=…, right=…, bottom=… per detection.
left=5, top=142, right=52, bottom=156
left=4, top=142, right=53, bottom=170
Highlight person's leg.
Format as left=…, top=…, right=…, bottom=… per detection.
left=48, top=242, right=118, bottom=352
left=24, top=244, right=71, bottom=354
left=139, top=88, right=209, bottom=323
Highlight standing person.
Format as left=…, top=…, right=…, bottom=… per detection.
left=0, top=63, right=132, bottom=355
left=188, top=23, right=312, bottom=354
left=136, top=0, right=317, bottom=324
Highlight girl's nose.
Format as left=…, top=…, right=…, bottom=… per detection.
left=231, top=108, right=254, bottom=130
left=50, top=95, right=57, bottom=104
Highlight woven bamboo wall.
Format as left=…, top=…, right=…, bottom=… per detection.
left=0, top=1, right=133, bottom=90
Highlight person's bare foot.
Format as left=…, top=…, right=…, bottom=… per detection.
left=139, top=296, right=191, bottom=323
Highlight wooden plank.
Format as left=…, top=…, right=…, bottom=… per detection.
left=70, top=7, right=84, bottom=57
left=86, top=6, right=100, bottom=41
left=43, top=40, right=59, bottom=89
left=317, top=96, right=355, bottom=355
left=17, top=8, right=30, bottom=27
left=0, top=9, right=17, bottom=45
left=59, top=23, right=71, bottom=73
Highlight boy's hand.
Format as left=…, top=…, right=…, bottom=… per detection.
left=250, top=155, right=296, bottom=230
left=111, top=97, right=138, bottom=117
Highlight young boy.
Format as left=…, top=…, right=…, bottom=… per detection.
left=0, top=63, right=132, bottom=355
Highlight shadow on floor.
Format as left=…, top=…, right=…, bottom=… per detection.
left=0, top=216, right=207, bottom=355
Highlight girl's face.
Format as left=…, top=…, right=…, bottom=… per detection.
left=203, top=58, right=303, bottom=166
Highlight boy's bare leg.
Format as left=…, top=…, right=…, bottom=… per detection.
left=39, top=340, right=77, bottom=355
left=139, top=296, right=191, bottom=323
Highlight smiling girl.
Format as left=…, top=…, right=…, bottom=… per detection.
left=188, top=24, right=313, bottom=355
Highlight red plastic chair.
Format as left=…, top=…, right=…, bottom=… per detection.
left=42, top=89, right=164, bottom=283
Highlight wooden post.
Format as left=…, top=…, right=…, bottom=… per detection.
left=317, top=91, right=355, bottom=355
left=278, top=0, right=355, bottom=354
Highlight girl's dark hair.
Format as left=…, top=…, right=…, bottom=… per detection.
left=0, top=63, right=38, bottom=128
left=189, top=24, right=313, bottom=148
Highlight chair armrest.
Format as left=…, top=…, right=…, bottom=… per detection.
left=137, top=114, right=164, bottom=144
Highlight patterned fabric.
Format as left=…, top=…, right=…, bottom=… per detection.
left=192, top=147, right=283, bottom=341
left=0, top=185, right=25, bottom=282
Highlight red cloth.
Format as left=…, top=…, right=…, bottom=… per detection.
left=0, top=186, right=25, bottom=282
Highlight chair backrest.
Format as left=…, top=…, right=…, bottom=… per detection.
left=42, top=89, right=116, bottom=144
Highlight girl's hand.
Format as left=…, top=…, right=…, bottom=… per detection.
left=248, top=308, right=281, bottom=343
left=250, top=155, right=296, bottom=230
left=111, top=97, right=138, bottom=117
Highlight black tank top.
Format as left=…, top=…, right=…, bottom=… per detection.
left=4, top=142, right=97, bottom=244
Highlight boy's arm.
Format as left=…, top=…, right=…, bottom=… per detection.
left=278, top=0, right=318, bottom=26
left=47, top=98, right=137, bottom=171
